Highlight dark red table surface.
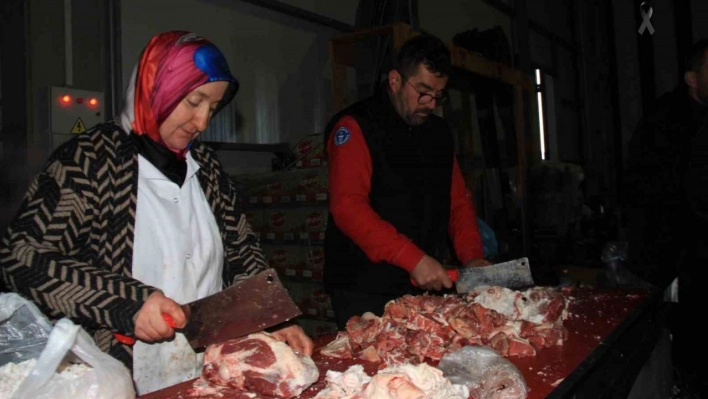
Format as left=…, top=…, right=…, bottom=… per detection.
left=140, top=287, right=653, bottom=399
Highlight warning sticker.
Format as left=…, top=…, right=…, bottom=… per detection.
left=71, top=117, right=87, bottom=134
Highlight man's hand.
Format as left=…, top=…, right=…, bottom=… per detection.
left=463, top=258, right=492, bottom=268
left=134, top=291, right=186, bottom=342
left=410, top=255, right=453, bottom=291
left=270, top=323, right=314, bottom=356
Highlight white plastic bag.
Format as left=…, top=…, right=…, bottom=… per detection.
left=10, top=317, right=135, bottom=399
left=438, top=345, right=528, bottom=399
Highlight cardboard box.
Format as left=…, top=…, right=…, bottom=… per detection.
left=262, top=209, right=302, bottom=238
left=263, top=245, right=304, bottom=275
left=291, top=134, right=325, bottom=169
left=297, top=168, right=328, bottom=203
left=304, top=209, right=328, bottom=232
left=303, top=246, right=324, bottom=281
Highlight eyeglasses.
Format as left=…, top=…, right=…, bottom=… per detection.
left=400, top=73, right=448, bottom=105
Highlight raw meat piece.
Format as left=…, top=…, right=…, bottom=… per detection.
left=314, top=365, right=371, bottom=399
left=359, top=346, right=382, bottom=362
left=347, top=314, right=382, bottom=346
left=383, top=301, right=411, bottom=323
left=363, top=363, right=469, bottom=399
left=316, top=363, right=468, bottom=399
left=321, top=286, right=571, bottom=367
left=519, top=287, right=567, bottom=324
left=448, top=315, right=481, bottom=338
left=202, top=332, right=319, bottom=398
left=508, top=337, right=536, bottom=357
left=471, top=286, right=525, bottom=319
left=471, top=303, right=507, bottom=338
left=532, top=323, right=568, bottom=348
left=321, top=332, right=353, bottom=359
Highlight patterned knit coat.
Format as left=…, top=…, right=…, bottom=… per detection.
left=0, top=123, right=269, bottom=369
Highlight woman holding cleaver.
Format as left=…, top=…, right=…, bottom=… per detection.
left=0, top=31, right=313, bottom=395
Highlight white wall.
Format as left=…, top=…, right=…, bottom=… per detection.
left=121, top=0, right=342, bottom=145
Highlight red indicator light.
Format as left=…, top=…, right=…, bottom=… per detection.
left=77, top=98, right=83, bottom=104
left=61, top=95, right=71, bottom=104
left=89, top=98, right=98, bottom=106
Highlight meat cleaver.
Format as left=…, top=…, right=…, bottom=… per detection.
left=448, top=258, right=534, bottom=294
left=114, top=269, right=302, bottom=348
left=410, top=258, right=533, bottom=294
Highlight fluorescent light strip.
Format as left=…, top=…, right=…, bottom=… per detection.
left=535, top=69, right=546, bottom=161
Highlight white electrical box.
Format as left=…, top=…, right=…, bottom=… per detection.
left=48, top=86, right=105, bottom=149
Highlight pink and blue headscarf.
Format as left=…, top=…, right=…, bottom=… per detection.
left=120, top=31, right=238, bottom=157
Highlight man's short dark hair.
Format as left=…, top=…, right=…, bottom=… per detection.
left=394, top=34, right=452, bottom=78
left=686, top=39, right=708, bottom=72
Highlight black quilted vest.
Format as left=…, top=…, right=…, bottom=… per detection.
left=323, top=90, right=454, bottom=297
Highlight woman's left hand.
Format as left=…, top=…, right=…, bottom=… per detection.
left=269, top=323, right=314, bottom=356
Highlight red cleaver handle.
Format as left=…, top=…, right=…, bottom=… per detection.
left=410, top=269, right=459, bottom=287
left=113, top=314, right=177, bottom=345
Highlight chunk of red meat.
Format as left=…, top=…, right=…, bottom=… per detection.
left=347, top=315, right=381, bottom=346
left=419, top=294, right=446, bottom=314
left=406, top=311, right=446, bottom=336
left=543, top=296, right=566, bottom=323
left=489, top=332, right=509, bottom=357
left=527, top=336, right=545, bottom=351
left=202, top=333, right=318, bottom=399
left=508, top=337, right=536, bottom=357
left=448, top=315, right=481, bottom=339
left=383, top=301, right=410, bottom=323
left=518, top=320, right=537, bottom=338
left=320, top=331, right=353, bottom=359
left=374, top=328, right=407, bottom=354
left=471, top=303, right=507, bottom=338
left=534, top=324, right=568, bottom=348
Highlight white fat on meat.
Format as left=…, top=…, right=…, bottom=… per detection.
left=471, top=286, right=522, bottom=319
left=473, top=286, right=565, bottom=325
left=364, top=363, right=469, bottom=399
left=314, top=364, right=372, bottom=399
left=316, top=363, right=468, bottom=399
left=203, top=332, right=319, bottom=398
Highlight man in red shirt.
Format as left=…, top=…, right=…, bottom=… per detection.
left=324, top=34, right=489, bottom=329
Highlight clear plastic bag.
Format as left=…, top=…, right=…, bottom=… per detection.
left=0, top=293, right=54, bottom=366
left=438, top=345, right=528, bottom=399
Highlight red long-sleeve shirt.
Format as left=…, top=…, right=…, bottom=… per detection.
left=327, top=115, right=484, bottom=273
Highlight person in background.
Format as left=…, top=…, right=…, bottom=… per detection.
left=323, top=34, right=490, bottom=330
left=622, top=39, right=708, bottom=396
left=0, top=31, right=312, bottom=395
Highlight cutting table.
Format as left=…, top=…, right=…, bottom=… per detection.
left=140, top=286, right=668, bottom=399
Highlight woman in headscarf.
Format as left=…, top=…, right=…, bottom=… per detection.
left=0, top=31, right=313, bottom=395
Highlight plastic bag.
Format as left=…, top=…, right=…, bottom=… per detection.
left=477, top=218, right=499, bottom=259
left=11, top=318, right=135, bottom=399
left=438, top=346, right=528, bottom=399
left=0, top=293, right=54, bottom=366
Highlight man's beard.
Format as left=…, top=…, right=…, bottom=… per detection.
left=406, top=108, right=432, bottom=125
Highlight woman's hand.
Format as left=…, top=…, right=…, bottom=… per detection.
left=134, top=291, right=186, bottom=342
left=269, top=323, right=314, bottom=357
